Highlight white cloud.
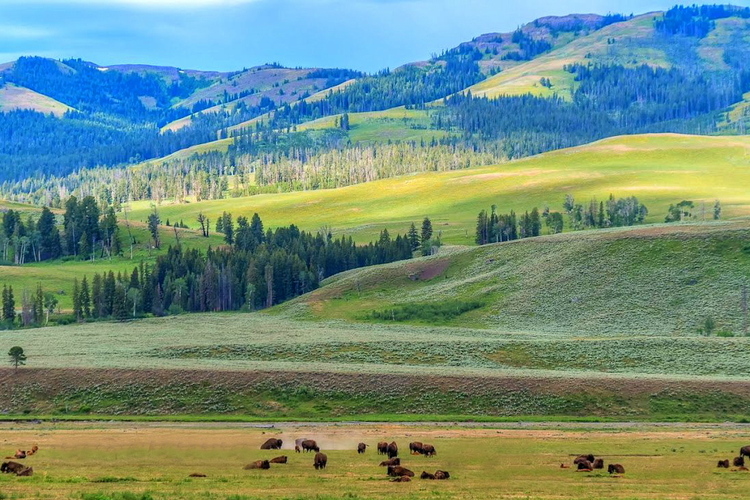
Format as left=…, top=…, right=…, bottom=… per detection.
left=0, top=25, right=54, bottom=40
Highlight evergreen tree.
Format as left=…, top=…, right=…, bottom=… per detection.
left=37, top=207, right=62, bottom=260
left=530, top=207, right=541, bottom=237
left=407, top=223, right=420, bottom=251
left=113, top=283, right=129, bottom=321
left=2, top=285, right=16, bottom=324
left=475, top=209, right=489, bottom=245
left=80, top=276, right=91, bottom=319
left=421, top=217, right=433, bottom=244
left=8, top=346, right=26, bottom=370
left=147, top=207, right=161, bottom=249
left=92, top=273, right=103, bottom=318
left=72, top=278, right=82, bottom=321
left=713, top=200, right=722, bottom=220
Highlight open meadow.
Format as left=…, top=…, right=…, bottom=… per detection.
left=0, top=422, right=749, bottom=499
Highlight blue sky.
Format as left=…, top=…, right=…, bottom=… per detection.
left=1, top=0, right=748, bottom=72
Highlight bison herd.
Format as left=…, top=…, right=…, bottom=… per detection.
left=565, top=453, right=624, bottom=475
left=243, top=437, right=447, bottom=483
left=1, top=444, right=38, bottom=478
left=716, top=446, right=750, bottom=472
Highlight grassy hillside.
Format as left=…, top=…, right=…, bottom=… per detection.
left=0, top=83, right=73, bottom=116
left=282, top=221, right=750, bottom=337
left=127, top=134, right=750, bottom=244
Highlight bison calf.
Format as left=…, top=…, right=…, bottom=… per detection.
left=420, top=471, right=435, bottom=480
left=270, top=456, right=288, bottom=464
left=733, top=456, right=745, bottom=467
left=434, top=470, right=450, bottom=480
left=390, top=475, right=411, bottom=482
left=314, top=452, right=327, bottom=470
left=592, top=458, right=604, bottom=469
left=718, top=459, right=730, bottom=468
left=608, top=464, right=625, bottom=474
left=244, top=460, right=270, bottom=470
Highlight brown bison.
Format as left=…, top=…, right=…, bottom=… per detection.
left=357, top=443, right=367, bottom=454
left=295, top=438, right=307, bottom=453
left=740, top=446, right=750, bottom=458
left=379, top=458, right=400, bottom=467
left=409, top=442, right=423, bottom=455
left=573, top=454, right=595, bottom=465
left=188, top=473, right=207, bottom=477
left=421, top=444, right=436, bottom=457
left=387, top=466, right=414, bottom=477
left=390, top=475, right=411, bottom=482
left=244, top=460, right=270, bottom=470
left=592, top=458, right=604, bottom=469
left=734, top=456, right=745, bottom=467
left=377, top=442, right=389, bottom=455
left=260, top=438, right=283, bottom=450
left=314, top=452, right=327, bottom=470
left=576, top=461, right=593, bottom=472
left=608, top=464, right=625, bottom=474
left=718, top=459, right=730, bottom=468
left=301, top=439, right=320, bottom=453
left=1, top=461, right=25, bottom=474
left=434, top=470, right=450, bottom=480
left=270, top=456, right=288, bottom=464
left=387, top=441, right=398, bottom=459
left=16, top=467, right=33, bottom=477
left=420, top=471, right=435, bottom=479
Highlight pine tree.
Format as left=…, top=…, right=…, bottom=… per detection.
left=421, top=217, right=433, bottom=244
left=147, top=207, right=161, bottom=249
left=72, top=278, right=82, bottom=321
left=407, top=223, right=419, bottom=251
left=530, top=207, right=541, bottom=237
left=113, top=283, right=129, bottom=321
left=2, top=285, right=16, bottom=323
left=92, top=273, right=103, bottom=318
left=80, top=276, right=91, bottom=319
left=475, top=209, right=489, bottom=245
left=37, top=206, right=62, bottom=260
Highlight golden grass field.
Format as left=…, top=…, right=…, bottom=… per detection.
left=0, top=422, right=749, bottom=499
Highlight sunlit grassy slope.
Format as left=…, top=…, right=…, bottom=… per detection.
left=0, top=83, right=73, bottom=116
left=128, top=134, right=750, bottom=245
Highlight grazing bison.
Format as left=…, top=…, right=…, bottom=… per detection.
left=740, top=446, right=750, bottom=459
left=1, top=461, right=25, bottom=474
left=387, top=441, right=398, bottom=459
left=592, top=458, right=604, bottom=469
left=420, top=471, right=436, bottom=479
left=608, top=464, right=625, bottom=474
left=16, top=467, right=33, bottom=477
left=301, top=439, right=319, bottom=453
left=379, top=458, right=400, bottom=467
left=314, top=452, right=327, bottom=470
left=188, top=473, right=207, bottom=477
left=409, top=442, right=424, bottom=455
left=260, top=438, right=283, bottom=450
left=434, top=470, right=450, bottom=480
left=357, top=443, right=367, bottom=454
left=377, top=442, right=389, bottom=455
left=244, top=460, right=270, bottom=470
left=387, top=466, right=414, bottom=477
left=390, top=475, right=411, bottom=482
left=733, top=456, right=745, bottom=467
left=718, top=459, right=730, bottom=468
left=421, top=444, right=436, bottom=457
left=573, top=454, right=595, bottom=465
left=270, top=456, right=288, bottom=464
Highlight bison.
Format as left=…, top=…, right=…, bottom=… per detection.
left=718, top=459, right=730, bottom=468
left=16, top=467, right=33, bottom=477
left=576, top=460, right=593, bottom=471
left=387, top=441, right=398, bottom=459
left=357, top=443, right=367, bottom=454
left=387, top=466, right=414, bottom=477
left=740, top=446, right=750, bottom=459
left=314, top=452, right=327, bottom=470
left=379, top=458, right=400, bottom=467
left=270, top=456, right=288, bottom=464
left=592, top=458, right=604, bottom=469
left=573, top=454, right=595, bottom=465
left=390, top=475, right=411, bottom=482
left=409, top=442, right=423, bottom=455
left=421, top=444, right=436, bottom=457
left=244, top=460, right=270, bottom=470
left=734, top=456, right=745, bottom=467
left=26, top=446, right=38, bottom=456
left=1, top=461, right=25, bottom=474
left=608, top=464, right=625, bottom=474
left=260, top=438, right=283, bottom=450
left=188, top=473, right=207, bottom=477
left=377, top=442, right=389, bottom=455
left=420, top=471, right=435, bottom=480
left=301, top=439, right=319, bottom=453
left=434, top=470, right=450, bottom=480
left=295, top=438, right=307, bottom=453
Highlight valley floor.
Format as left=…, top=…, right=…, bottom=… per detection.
left=0, top=422, right=748, bottom=499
